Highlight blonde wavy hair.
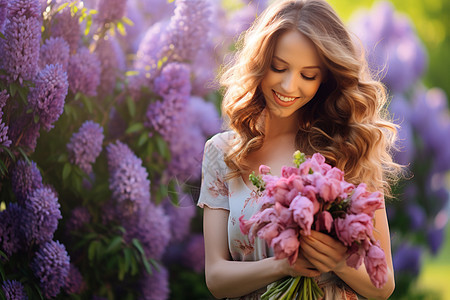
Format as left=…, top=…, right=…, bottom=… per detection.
left=220, top=0, right=402, bottom=196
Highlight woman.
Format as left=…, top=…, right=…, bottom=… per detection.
left=197, top=0, right=401, bottom=299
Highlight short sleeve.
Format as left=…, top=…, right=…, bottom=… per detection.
left=197, top=138, right=230, bottom=210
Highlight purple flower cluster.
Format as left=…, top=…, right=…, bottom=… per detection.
left=67, top=47, right=101, bottom=96
left=64, top=263, right=85, bottom=294
left=393, top=243, right=422, bottom=277
left=411, top=88, right=450, bottom=172
left=166, top=0, right=211, bottom=62
left=22, top=187, right=62, bottom=245
left=107, top=141, right=151, bottom=214
left=96, top=0, right=127, bottom=23
left=140, top=265, right=169, bottom=300
left=27, top=63, right=68, bottom=131
left=65, top=206, right=91, bottom=233
left=11, top=159, right=43, bottom=205
left=1, top=280, right=28, bottom=300
left=123, top=203, right=170, bottom=260
left=0, top=0, right=41, bottom=84
left=389, top=94, right=415, bottom=165
left=162, top=189, right=196, bottom=243
left=181, top=234, right=205, bottom=273
left=95, top=37, right=126, bottom=96
left=0, top=0, right=7, bottom=31
left=0, top=90, right=11, bottom=149
left=145, top=63, right=191, bottom=140
left=0, top=203, right=24, bottom=257
left=8, top=113, right=41, bottom=151
left=67, top=120, right=104, bottom=174
left=349, top=2, right=427, bottom=93
left=31, top=240, right=70, bottom=298
left=39, top=37, right=70, bottom=70
left=50, top=7, right=80, bottom=52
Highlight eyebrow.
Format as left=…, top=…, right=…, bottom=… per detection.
left=273, top=56, right=321, bottom=70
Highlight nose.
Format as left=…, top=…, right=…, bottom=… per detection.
left=280, top=72, right=298, bottom=94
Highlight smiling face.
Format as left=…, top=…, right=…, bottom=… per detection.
left=260, top=29, right=325, bottom=119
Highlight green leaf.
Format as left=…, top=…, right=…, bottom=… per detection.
left=9, top=82, right=17, bottom=97
left=130, top=252, right=138, bottom=275
left=126, top=96, right=136, bottom=117
left=80, top=95, right=93, bottom=113
left=0, top=31, right=5, bottom=40
left=118, top=255, right=126, bottom=280
left=137, top=131, right=148, bottom=147
left=88, top=240, right=100, bottom=262
left=57, top=153, right=68, bottom=163
left=63, top=163, right=72, bottom=181
left=105, top=236, right=123, bottom=254
left=125, top=122, right=143, bottom=134
left=18, top=85, right=28, bottom=102
left=34, top=113, right=40, bottom=124
left=17, top=147, right=31, bottom=164
left=84, top=14, right=92, bottom=35
left=132, top=238, right=145, bottom=256
left=123, top=248, right=132, bottom=273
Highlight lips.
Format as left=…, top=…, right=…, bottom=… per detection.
left=272, top=90, right=299, bottom=107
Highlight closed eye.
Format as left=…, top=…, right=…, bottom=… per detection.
left=270, top=65, right=285, bottom=73
left=302, top=74, right=316, bottom=81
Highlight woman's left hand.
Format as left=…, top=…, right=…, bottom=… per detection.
left=299, top=230, right=348, bottom=274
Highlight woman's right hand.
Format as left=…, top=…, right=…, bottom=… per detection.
left=280, top=252, right=321, bottom=278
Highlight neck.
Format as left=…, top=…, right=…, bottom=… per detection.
left=262, top=109, right=300, bottom=139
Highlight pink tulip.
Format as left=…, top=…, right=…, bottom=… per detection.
left=315, top=211, right=333, bottom=233
left=346, top=241, right=367, bottom=269
left=257, top=222, right=282, bottom=245
left=301, top=185, right=320, bottom=214
left=281, top=166, right=300, bottom=178
left=334, top=213, right=374, bottom=246
left=274, top=202, right=294, bottom=227
left=259, top=164, right=271, bottom=175
left=271, top=228, right=300, bottom=265
left=289, top=195, right=314, bottom=235
left=350, top=183, right=384, bottom=217
left=365, top=242, right=388, bottom=288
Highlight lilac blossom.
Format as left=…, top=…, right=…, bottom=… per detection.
left=23, top=187, right=62, bottom=245
left=39, top=37, right=70, bottom=70
left=96, top=0, right=127, bottom=23
left=67, top=47, right=101, bottom=96
left=64, top=263, right=85, bottom=294
left=8, top=113, right=41, bottom=152
left=140, top=264, right=169, bottom=300
left=145, top=63, right=191, bottom=139
left=67, top=120, right=104, bottom=174
left=0, top=203, right=24, bottom=257
left=427, top=226, right=445, bottom=255
left=95, top=36, right=126, bottom=96
left=406, top=204, right=426, bottom=231
left=123, top=203, right=170, bottom=260
left=187, top=96, right=222, bottom=136
left=0, top=90, right=11, bottom=149
left=1, top=280, right=28, bottom=300
left=118, top=1, right=145, bottom=53
left=31, top=240, right=70, bottom=299
left=105, top=140, right=134, bottom=173
left=166, top=126, right=205, bottom=182
left=107, top=141, right=151, bottom=214
left=349, top=2, right=427, bottom=93
left=389, top=95, right=414, bottom=165
left=166, top=0, right=211, bottom=62
left=1, top=0, right=41, bottom=84
left=162, top=189, right=196, bottom=243
left=0, top=0, right=7, bottom=31
left=393, top=243, right=422, bottom=277
left=191, top=44, right=220, bottom=96
left=107, top=108, right=127, bottom=140
left=182, top=234, right=205, bottom=273
left=27, top=64, right=68, bottom=131
left=411, top=88, right=450, bottom=172
left=0, top=89, right=7, bottom=112
left=136, top=0, right=174, bottom=24
left=50, top=7, right=80, bottom=52
left=130, top=21, right=168, bottom=92
left=66, top=206, right=91, bottom=233
left=227, top=3, right=257, bottom=38
left=11, top=159, right=43, bottom=205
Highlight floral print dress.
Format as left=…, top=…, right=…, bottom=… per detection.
left=197, top=131, right=364, bottom=300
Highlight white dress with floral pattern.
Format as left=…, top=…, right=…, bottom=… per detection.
left=197, top=131, right=364, bottom=300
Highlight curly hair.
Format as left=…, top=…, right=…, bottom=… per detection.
left=220, top=0, right=402, bottom=196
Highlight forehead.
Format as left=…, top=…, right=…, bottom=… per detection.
left=273, top=29, right=323, bottom=68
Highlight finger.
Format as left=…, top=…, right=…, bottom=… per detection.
left=300, top=241, right=337, bottom=271
left=309, top=231, right=346, bottom=252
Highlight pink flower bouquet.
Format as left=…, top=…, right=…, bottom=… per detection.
left=239, top=151, right=388, bottom=300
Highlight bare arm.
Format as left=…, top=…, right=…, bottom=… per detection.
left=300, top=207, right=395, bottom=300
left=203, top=206, right=320, bottom=299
